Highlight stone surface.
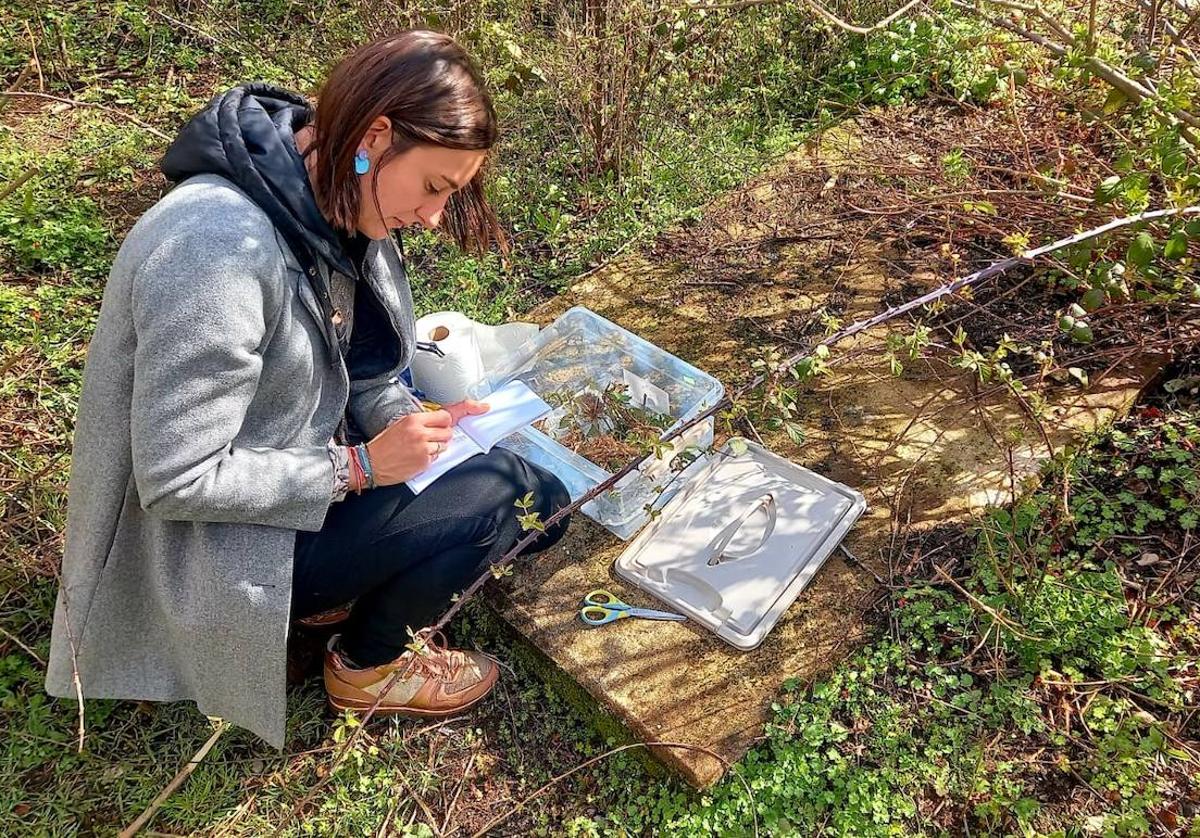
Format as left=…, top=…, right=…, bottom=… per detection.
left=487, top=120, right=1162, bottom=787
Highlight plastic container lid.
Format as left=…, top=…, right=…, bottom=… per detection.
left=613, top=438, right=867, bottom=650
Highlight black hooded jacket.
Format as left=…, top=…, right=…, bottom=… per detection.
left=161, top=84, right=357, bottom=280
left=159, top=84, right=406, bottom=386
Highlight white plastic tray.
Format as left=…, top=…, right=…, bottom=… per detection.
left=613, top=438, right=866, bottom=650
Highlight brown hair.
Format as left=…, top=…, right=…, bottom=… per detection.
left=307, top=31, right=506, bottom=255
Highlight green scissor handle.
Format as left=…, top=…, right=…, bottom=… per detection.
left=580, top=604, right=625, bottom=625
left=583, top=589, right=626, bottom=609
left=578, top=589, right=686, bottom=627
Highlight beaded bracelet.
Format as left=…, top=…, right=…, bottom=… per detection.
left=355, top=442, right=376, bottom=490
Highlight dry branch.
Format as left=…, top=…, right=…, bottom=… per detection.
left=933, top=565, right=1044, bottom=639
left=960, top=0, right=1200, bottom=148
left=0, top=625, right=45, bottom=666
left=119, top=722, right=228, bottom=838
left=0, top=167, right=40, bottom=204
left=688, top=0, right=926, bottom=35
left=467, top=740, right=758, bottom=837
left=0, top=91, right=172, bottom=141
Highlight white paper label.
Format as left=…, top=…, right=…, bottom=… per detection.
left=623, top=369, right=671, bottom=415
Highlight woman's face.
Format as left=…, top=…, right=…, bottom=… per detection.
left=355, top=116, right=487, bottom=240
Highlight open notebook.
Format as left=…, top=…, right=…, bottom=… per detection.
left=406, top=379, right=552, bottom=494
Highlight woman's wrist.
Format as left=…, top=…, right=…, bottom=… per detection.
left=347, top=442, right=375, bottom=492
left=356, top=442, right=376, bottom=490
left=346, top=445, right=361, bottom=493
left=347, top=445, right=361, bottom=493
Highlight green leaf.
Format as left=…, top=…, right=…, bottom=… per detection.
left=1123, top=172, right=1150, bottom=206
left=1127, top=231, right=1155, bottom=269
left=1160, top=143, right=1187, bottom=177
left=1102, top=87, right=1128, bottom=114
left=1185, top=219, right=1200, bottom=238
left=1094, top=175, right=1122, bottom=204
left=1163, top=231, right=1189, bottom=260
left=784, top=421, right=806, bottom=445
left=1080, top=287, right=1106, bottom=311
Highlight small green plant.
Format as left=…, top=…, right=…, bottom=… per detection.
left=513, top=490, right=545, bottom=534
left=537, top=381, right=672, bottom=472
left=941, top=147, right=971, bottom=182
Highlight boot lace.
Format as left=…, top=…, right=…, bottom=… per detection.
left=399, top=630, right=464, bottom=684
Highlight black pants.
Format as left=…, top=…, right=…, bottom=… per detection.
left=292, top=448, right=571, bottom=666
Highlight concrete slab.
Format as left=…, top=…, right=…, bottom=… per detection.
left=488, top=118, right=1162, bottom=787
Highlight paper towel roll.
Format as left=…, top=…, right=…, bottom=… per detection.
left=410, top=313, right=486, bottom=404
left=411, top=312, right=539, bottom=403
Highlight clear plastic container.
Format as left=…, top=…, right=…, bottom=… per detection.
left=470, top=306, right=726, bottom=539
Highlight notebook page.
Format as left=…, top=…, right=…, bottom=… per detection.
left=458, top=379, right=552, bottom=451
left=404, top=427, right=484, bottom=494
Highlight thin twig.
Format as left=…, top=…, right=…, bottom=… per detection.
left=393, top=769, right=442, bottom=837
left=119, top=722, right=228, bottom=838
left=689, top=0, right=926, bottom=36
left=439, top=748, right=477, bottom=835
left=0, top=91, right=172, bottom=141
left=58, top=584, right=87, bottom=753
left=838, top=543, right=887, bottom=587
left=24, top=21, right=44, bottom=92
left=0, top=624, right=45, bottom=666
left=0, top=167, right=40, bottom=204
left=0, top=64, right=32, bottom=119
left=467, top=741, right=759, bottom=838
left=933, top=565, right=1044, bottom=640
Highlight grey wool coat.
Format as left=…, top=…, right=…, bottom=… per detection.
left=46, top=90, right=425, bottom=746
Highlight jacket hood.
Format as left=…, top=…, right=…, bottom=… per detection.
left=160, top=84, right=356, bottom=277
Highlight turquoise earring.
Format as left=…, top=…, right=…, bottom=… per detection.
left=354, top=149, right=370, bottom=175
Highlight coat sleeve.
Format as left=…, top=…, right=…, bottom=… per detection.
left=128, top=222, right=334, bottom=532
left=347, top=376, right=423, bottom=439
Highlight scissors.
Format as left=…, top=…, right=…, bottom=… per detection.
left=579, top=589, right=687, bottom=627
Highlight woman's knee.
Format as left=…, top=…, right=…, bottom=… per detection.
left=521, top=460, right=572, bottom=549
left=483, top=448, right=572, bottom=545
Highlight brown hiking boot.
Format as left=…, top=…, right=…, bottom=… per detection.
left=323, top=633, right=499, bottom=717
left=288, top=605, right=354, bottom=685
left=296, top=604, right=353, bottom=628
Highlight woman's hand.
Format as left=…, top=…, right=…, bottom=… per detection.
left=363, top=400, right=490, bottom=486
left=443, top=399, right=490, bottom=424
